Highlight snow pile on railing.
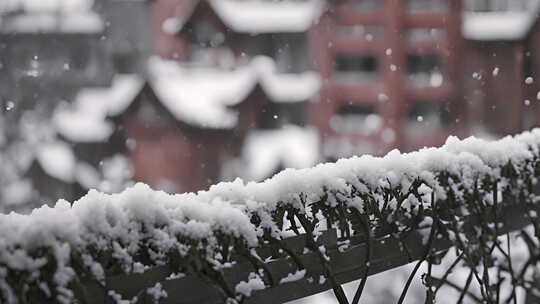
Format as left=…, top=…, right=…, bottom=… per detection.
left=1, top=129, right=540, bottom=303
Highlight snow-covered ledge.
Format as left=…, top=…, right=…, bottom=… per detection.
left=1, top=129, right=540, bottom=303
left=462, top=1, right=540, bottom=41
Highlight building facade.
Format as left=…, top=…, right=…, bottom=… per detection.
left=311, top=0, right=465, bottom=158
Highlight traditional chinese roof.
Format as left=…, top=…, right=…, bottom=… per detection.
left=146, top=56, right=320, bottom=129
left=54, top=56, right=320, bottom=142
left=53, top=75, right=144, bottom=143
left=164, top=0, right=325, bottom=35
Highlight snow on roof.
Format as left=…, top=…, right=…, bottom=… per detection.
left=462, top=2, right=540, bottom=40
left=208, top=0, right=325, bottom=34
left=2, top=12, right=104, bottom=33
left=56, top=57, right=319, bottom=140
left=147, top=56, right=320, bottom=128
left=36, top=141, right=77, bottom=183
left=53, top=75, right=144, bottom=142
left=148, top=57, right=255, bottom=129
left=35, top=141, right=102, bottom=187
left=242, top=125, right=320, bottom=181
left=0, top=0, right=104, bottom=33
left=0, top=0, right=94, bottom=12
left=252, top=56, right=320, bottom=103
left=75, top=162, right=101, bottom=189
left=2, top=180, right=34, bottom=208
left=168, top=0, right=325, bottom=35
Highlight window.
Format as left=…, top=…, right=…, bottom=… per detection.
left=406, top=28, right=444, bottom=42
left=70, top=45, right=90, bottom=71
left=406, top=54, right=443, bottom=87
left=257, top=103, right=305, bottom=130
left=407, top=101, right=451, bottom=128
left=336, top=25, right=385, bottom=41
left=186, top=21, right=232, bottom=67
left=330, top=103, right=382, bottom=135
left=239, top=33, right=309, bottom=73
left=350, top=0, right=382, bottom=11
left=407, top=0, right=447, bottom=12
left=271, top=34, right=309, bottom=73
left=334, top=54, right=379, bottom=83
left=464, top=0, right=530, bottom=12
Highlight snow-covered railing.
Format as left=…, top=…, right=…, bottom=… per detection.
left=2, top=129, right=540, bottom=304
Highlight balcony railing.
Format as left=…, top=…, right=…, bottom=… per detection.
left=2, top=129, right=540, bottom=304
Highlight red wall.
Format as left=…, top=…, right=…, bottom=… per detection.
left=309, top=0, right=464, bottom=156
left=119, top=88, right=237, bottom=193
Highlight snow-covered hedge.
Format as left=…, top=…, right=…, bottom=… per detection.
left=1, top=129, right=540, bottom=304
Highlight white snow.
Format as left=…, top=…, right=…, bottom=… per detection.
left=146, top=282, right=167, bottom=301
left=55, top=58, right=319, bottom=136
left=253, top=57, right=321, bottom=103
left=53, top=109, right=113, bottom=143
left=1, top=180, right=34, bottom=207
left=53, top=75, right=144, bottom=142
left=36, top=142, right=76, bottom=183
left=2, top=129, right=540, bottom=303
left=161, top=17, right=183, bottom=35
left=279, top=270, right=306, bottom=284
left=58, top=12, right=103, bottom=33
left=35, top=142, right=101, bottom=187
left=75, top=75, right=145, bottom=118
left=3, top=12, right=104, bottom=33
left=462, top=1, right=540, bottom=40
left=75, top=162, right=101, bottom=189
left=208, top=129, right=540, bottom=208
left=235, top=273, right=266, bottom=297
left=99, top=155, right=134, bottom=193
left=0, top=0, right=104, bottom=33
left=242, top=125, right=320, bottom=181
left=174, top=0, right=324, bottom=34
left=147, top=56, right=320, bottom=128
left=147, top=57, right=254, bottom=129
left=0, top=0, right=94, bottom=12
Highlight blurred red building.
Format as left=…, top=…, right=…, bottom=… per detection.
left=49, top=0, right=540, bottom=197
left=312, top=0, right=466, bottom=158
left=116, top=0, right=540, bottom=192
